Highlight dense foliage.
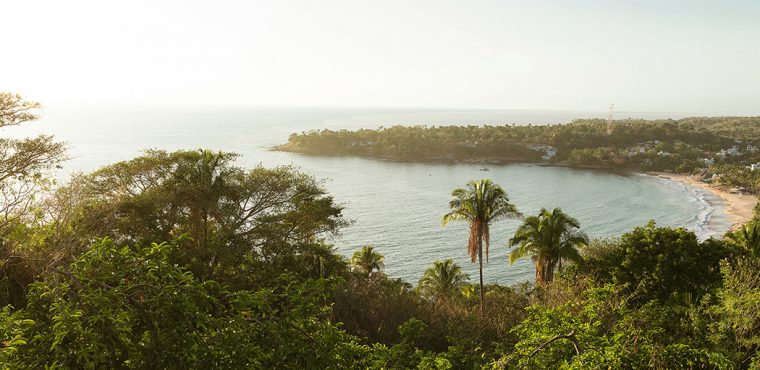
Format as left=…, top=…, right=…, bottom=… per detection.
left=2, top=94, right=760, bottom=368
left=508, top=208, right=588, bottom=284
left=8, top=239, right=367, bottom=369
left=580, top=222, right=733, bottom=304
left=279, top=117, right=760, bottom=190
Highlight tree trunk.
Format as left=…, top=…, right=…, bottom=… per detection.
left=477, top=227, right=484, bottom=317
left=535, top=257, right=545, bottom=285
left=548, top=258, right=558, bottom=283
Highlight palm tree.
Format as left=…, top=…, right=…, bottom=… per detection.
left=727, top=222, right=760, bottom=257
left=508, top=208, right=588, bottom=284
left=417, top=259, right=470, bottom=301
left=443, top=179, right=521, bottom=315
left=350, top=245, right=385, bottom=277
left=170, top=149, right=238, bottom=277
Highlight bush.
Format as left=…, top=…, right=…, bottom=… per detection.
left=581, top=222, right=732, bottom=303
left=4, top=238, right=368, bottom=369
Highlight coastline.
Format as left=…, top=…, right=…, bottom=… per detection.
left=648, top=172, right=757, bottom=233
left=274, top=146, right=758, bottom=234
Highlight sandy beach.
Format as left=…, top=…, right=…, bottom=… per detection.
left=649, top=172, right=757, bottom=233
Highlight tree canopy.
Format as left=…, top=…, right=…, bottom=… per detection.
left=3, top=93, right=760, bottom=368
left=508, top=208, right=588, bottom=284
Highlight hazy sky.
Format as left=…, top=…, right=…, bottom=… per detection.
left=2, top=0, right=759, bottom=113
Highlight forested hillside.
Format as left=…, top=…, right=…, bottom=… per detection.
left=278, top=118, right=760, bottom=188
left=2, top=94, right=760, bottom=368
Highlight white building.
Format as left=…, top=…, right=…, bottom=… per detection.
left=625, top=145, right=647, bottom=157
left=542, top=147, right=557, bottom=160
left=718, top=146, right=741, bottom=157
left=530, top=145, right=557, bottom=160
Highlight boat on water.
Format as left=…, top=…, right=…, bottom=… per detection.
left=479, top=159, right=489, bottom=171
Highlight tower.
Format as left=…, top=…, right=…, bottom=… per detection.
left=606, top=103, right=615, bottom=135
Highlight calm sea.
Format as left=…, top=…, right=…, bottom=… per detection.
left=0, top=105, right=729, bottom=285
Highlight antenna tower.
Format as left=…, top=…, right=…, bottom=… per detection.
left=606, top=103, right=615, bottom=134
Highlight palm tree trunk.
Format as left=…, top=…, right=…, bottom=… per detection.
left=546, top=258, right=556, bottom=283
left=477, top=227, right=484, bottom=317
left=535, top=257, right=544, bottom=285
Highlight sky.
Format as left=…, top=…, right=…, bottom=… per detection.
left=2, top=0, right=759, bottom=114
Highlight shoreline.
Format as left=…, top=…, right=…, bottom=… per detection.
left=274, top=147, right=758, bottom=234
left=647, top=172, right=757, bottom=233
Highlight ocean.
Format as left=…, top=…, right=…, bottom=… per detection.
left=0, top=105, right=728, bottom=285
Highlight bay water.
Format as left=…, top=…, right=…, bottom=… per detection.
left=1, top=105, right=726, bottom=284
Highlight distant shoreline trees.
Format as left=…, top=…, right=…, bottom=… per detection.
left=277, top=118, right=760, bottom=190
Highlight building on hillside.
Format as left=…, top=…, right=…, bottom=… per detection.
left=718, top=146, right=741, bottom=157
left=348, top=140, right=376, bottom=149
left=542, top=147, right=557, bottom=160
left=625, top=145, right=647, bottom=157
left=530, top=145, right=557, bottom=160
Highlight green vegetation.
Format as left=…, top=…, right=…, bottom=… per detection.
left=278, top=117, right=760, bottom=192
left=711, top=164, right=760, bottom=193
left=442, top=179, right=521, bottom=316
left=727, top=222, right=760, bottom=257
left=3, top=94, right=760, bottom=368
left=508, top=208, right=588, bottom=284
left=417, top=259, right=470, bottom=302
left=580, top=222, right=732, bottom=304
left=350, top=245, right=385, bottom=277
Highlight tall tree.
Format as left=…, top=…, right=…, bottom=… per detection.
left=350, top=245, right=384, bottom=277
left=417, top=259, right=469, bottom=302
left=0, top=93, right=66, bottom=232
left=49, top=149, right=346, bottom=288
left=443, top=179, right=521, bottom=315
left=508, top=208, right=588, bottom=284
left=0, top=93, right=66, bottom=307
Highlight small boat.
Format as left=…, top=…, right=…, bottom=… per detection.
left=479, top=159, right=489, bottom=171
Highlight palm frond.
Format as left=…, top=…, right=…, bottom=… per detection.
left=508, top=207, right=586, bottom=283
